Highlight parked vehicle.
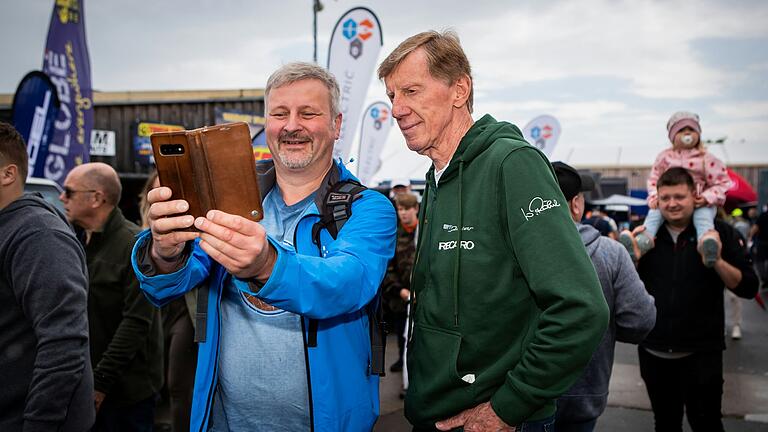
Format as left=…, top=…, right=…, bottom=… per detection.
left=24, top=177, right=65, bottom=214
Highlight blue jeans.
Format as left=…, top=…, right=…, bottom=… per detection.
left=692, top=206, right=716, bottom=241
left=519, top=415, right=556, bottom=432
left=644, top=206, right=715, bottom=242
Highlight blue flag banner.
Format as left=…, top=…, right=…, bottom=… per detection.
left=11, top=71, right=61, bottom=178
left=42, top=0, right=93, bottom=184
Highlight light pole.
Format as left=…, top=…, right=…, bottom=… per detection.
left=313, top=0, right=324, bottom=63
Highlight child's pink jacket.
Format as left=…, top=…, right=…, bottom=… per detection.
left=647, top=147, right=732, bottom=208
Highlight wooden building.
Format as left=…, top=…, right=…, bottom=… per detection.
left=0, top=88, right=264, bottom=175
left=0, top=89, right=265, bottom=222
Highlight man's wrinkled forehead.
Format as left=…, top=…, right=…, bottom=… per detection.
left=267, top=79, right=332, bottom=108
left=384, top=49, right=437, bottom=85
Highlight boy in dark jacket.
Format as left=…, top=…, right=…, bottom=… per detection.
left=382, top=192, right=419, bottom=386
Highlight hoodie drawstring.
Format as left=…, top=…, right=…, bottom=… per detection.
left=452, top=162, right=464, bottom=327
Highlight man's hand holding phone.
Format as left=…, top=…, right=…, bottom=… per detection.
left=147, top=186, right=199, bottom=272
left=194, top=210, right=277, bottom=283
left=147, top=186, right=276, bottom=281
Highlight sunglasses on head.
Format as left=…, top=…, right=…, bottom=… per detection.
left=63, top=186, right=97, bottom=199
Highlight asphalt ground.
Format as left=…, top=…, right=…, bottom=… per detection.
left=154, top=290, right=768, bottom=431
left=375, top=289, right=768, bottom=431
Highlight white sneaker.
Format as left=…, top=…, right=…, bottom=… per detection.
left=731, top=325, right=742, bottom=340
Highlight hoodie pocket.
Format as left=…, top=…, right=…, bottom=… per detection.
left=405, top=323, right=474, bottom=425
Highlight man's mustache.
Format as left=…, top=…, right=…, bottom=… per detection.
left=279, top=130, right=311, bottom=142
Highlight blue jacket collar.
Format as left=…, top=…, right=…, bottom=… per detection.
left=256, top=158, right=359, bottom=212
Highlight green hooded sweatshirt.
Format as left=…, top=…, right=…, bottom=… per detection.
left=405, top=114, right=609, bottom=428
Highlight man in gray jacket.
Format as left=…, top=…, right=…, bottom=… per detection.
left=552, top=162, right=656, bottom=431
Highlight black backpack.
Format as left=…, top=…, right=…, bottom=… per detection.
left=309, top=180, right=388, bottom=377
left=193, top=180, right=388, bottom=376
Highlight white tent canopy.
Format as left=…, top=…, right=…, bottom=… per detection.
left=589, top=194, right=648, bottom=206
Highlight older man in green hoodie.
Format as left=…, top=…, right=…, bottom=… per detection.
left=378, top=31, right=609, bottom=431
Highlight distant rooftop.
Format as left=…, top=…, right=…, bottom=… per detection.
left=550, top=141, right=768, bottom=168
left=0, top=88, right=264, bottom=108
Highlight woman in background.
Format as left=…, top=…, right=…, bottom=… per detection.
left=140, top=172, right=198, bottom=432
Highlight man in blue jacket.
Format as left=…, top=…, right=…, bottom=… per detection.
left=131, top=62, right=396, bottom=431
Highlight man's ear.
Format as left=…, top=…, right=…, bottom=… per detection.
left=0, top=163, right=19, bottom=186
left=452, top=75, right=472, bottom=110
left=91, top=190, right=106, bottom=208
left=568, top=195, right=583, bottom=222
left=333, top=113, right=343, bottom=140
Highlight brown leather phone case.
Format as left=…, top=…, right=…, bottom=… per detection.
left=151, top=122, right=263, bottom=230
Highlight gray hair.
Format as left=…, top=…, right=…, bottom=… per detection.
left=265, top=62, right=341, bottom=119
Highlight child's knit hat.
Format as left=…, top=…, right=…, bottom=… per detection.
left=667, top=111, right=701, bottom=143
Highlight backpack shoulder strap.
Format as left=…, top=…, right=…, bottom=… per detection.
left=312, top=179, right=367, bottom=245
left=308, top=179, right=388, bottom=376
left=194, top=281, right=209, bottom=343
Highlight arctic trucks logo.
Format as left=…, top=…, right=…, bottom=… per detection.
left=342, top=18, right=375, bottom=59
left=442, top=224, right=474, bottom=233
left=369, top=105, right=389, bottom=130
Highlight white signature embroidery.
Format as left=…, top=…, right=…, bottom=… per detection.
left=442, top=224, right=475, bottom=232
left=521, top=196, right=561, bottom=221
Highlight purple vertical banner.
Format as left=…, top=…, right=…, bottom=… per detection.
left=41, top=0, right=93, bottom=184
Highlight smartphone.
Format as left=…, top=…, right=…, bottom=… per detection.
left=151, top=122, right=263, bottom=230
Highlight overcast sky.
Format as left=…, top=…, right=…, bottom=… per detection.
left=2, top=0, right=767, bottom=182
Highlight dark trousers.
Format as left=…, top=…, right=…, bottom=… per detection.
left=638, top=347, right=724, bottom=432
left=555, top=418, right=597, bottom=432
left=92, top=394, right=157, bottom=432
left=392, top=312, right=407, bottom=362
left=754, top=245, right=768, bottom=288
left=162, top=297, right=197, bottom=432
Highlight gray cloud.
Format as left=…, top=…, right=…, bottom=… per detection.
left=2, top=0, right=767, bottom=182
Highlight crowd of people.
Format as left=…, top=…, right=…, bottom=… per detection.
left=0, top=29, right=763, bottom=432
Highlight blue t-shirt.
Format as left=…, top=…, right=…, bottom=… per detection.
left=210, top=185, right=316, bottom=431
